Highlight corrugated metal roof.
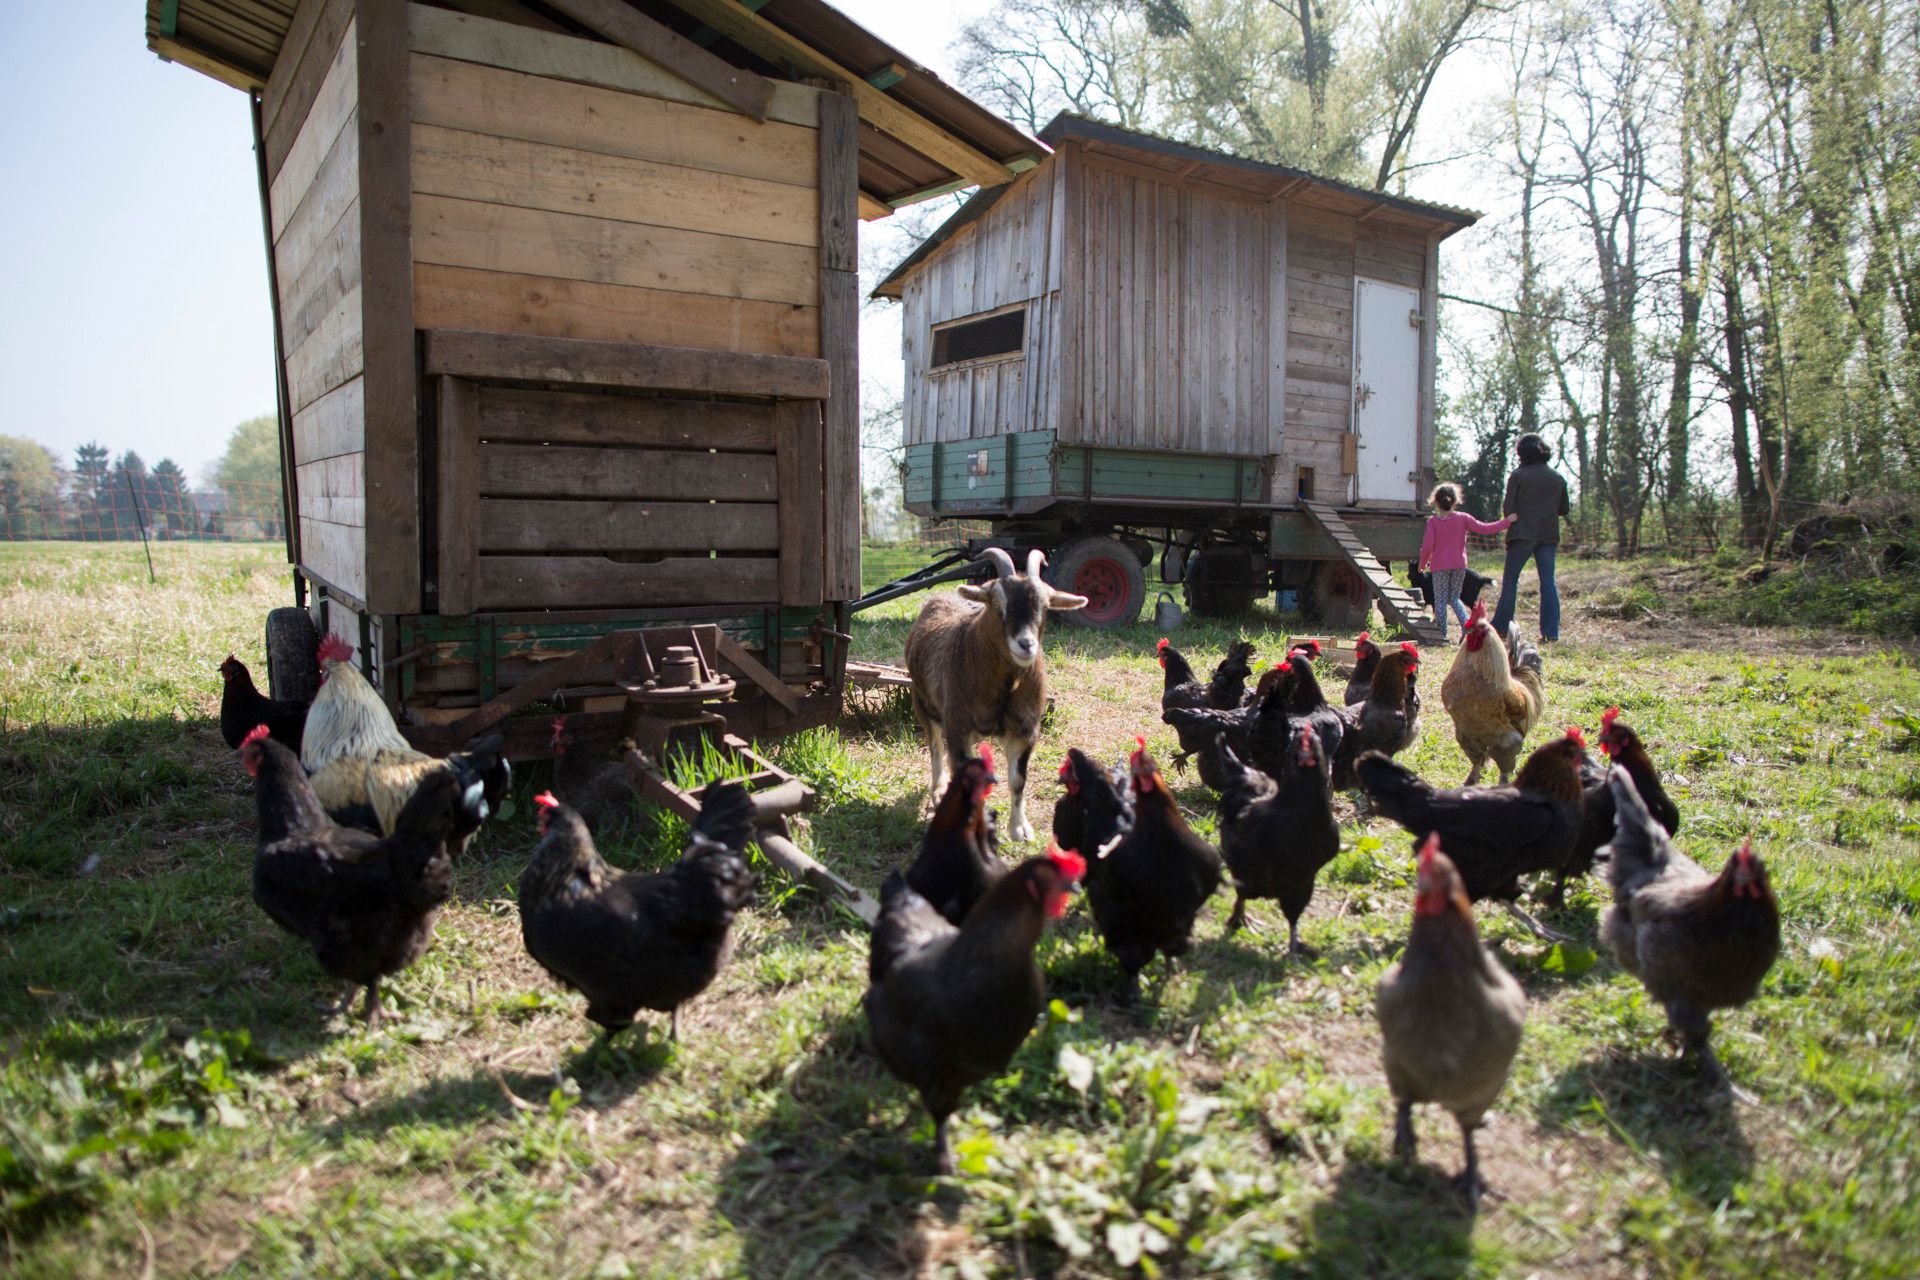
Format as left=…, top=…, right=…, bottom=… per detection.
left=1041, top=114, right=1483, bottom=227
left=875, top=112, right=1483, bottom=298
left=145, top=0, right=1038, bottom=209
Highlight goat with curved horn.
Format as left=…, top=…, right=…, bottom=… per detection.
left=909, top=546, right=1088, bottom=842
left=977, top=547, right=1018, bottom=579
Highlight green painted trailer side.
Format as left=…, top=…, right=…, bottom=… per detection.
left=902, top=431, right=1265, bottom=514
left=1269, top=510, right=1425, bottom=561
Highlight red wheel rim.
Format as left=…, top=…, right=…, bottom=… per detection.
left=1073, top=556, right=1132, bottom=624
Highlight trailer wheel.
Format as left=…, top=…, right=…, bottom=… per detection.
left=1183, top=546, right=1263, bottom=618
left=1306, top=562, right=1374, bottom=630
left=1050, top=536, right=1145, bottom=629
left=265, top=607, right=320, bottom=703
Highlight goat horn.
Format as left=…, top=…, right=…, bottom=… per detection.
left=1025, top=548, right=1046, bottom=579
left=977, top=547, right=1017, bottom=578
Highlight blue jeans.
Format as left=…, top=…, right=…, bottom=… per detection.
left=1492, top=542, right=1560, bottom=640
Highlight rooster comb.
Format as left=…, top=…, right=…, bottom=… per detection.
left=1564, top=725, right=1588, bottom=749
left=1735, top=837, right=1755, bottom=862
left=1416, top=831, right=1442, bottom=865
left=1058, top=756, right=1073, bottom=780
left=240, top=723, right=271, bottom=750
left=533, top=791, right=560, bottom=811
left=1601, top=705, right=1622, bottom=731
left=1134, top=734, right=1148, bottom=752
left=1047, top=842, right=1088, bottom=882
left=977, top=742, right=996, bottom=773
left=1399, top=641, right=1420, bottom=659
left=1156, top=637, right=1170, bottom=652
left=316, top=634, right=353, bottom=665
left=1468, top=601, right=1488, bottom=625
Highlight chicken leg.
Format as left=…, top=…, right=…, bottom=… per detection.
left=933, top=1113, right=955, bottom=1176
left=361, top=981, right=386, bottom=1031
left=669, top=1006, right=680, bottom=1042
left=1454, top=1123, right=1485, bottom=1212
left=1225, top=892, right=1248, bottom=934
left=1392, top=1100, right=1416, bottom=1162
left=1500, top=900, right=1571, bottom=943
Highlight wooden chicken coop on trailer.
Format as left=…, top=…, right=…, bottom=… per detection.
left=874, top=114, right=1480, bottom=636
left=146, top=0, right=1040, bottom=756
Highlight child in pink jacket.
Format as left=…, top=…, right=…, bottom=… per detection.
left=1419, top=484, right=1512, bottom=640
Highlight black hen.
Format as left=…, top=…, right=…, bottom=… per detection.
left=1344, top=633, right=1382, bottom=706
left=244, top=727, right=462, bottom=1028
left=1556, top=706, right=1682, bottom=907
left=1357, top=729, right=1589, bottom=934
left=1331, top=642, right=1423, bottom=789
left=1163, top=665, right=1297, bottom=789
left=1275, top=653, right=1347, bottom=767
left=865, top=847, right=1085, bottom=1171
left=220, top=654, right=308, bottom=751
left=549, top=715, right=641, bottom=835
left=1157, top=637, right=1257, bottom=713
left=518, top=782, right=757, bottom=1046
left=1054, top=747, right=1135, bottom=859
left=1216, top=726, right=1341, bottom=954
left=1083, top=739, right=1223, bottom=1001
left=905, top=747, right=1004, bottom=925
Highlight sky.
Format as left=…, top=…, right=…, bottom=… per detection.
left=0, top=1, right=1501, bottom=483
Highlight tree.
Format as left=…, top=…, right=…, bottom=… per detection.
left=0, top=436, right=60, bottom=539
left=151, top=458, right=192, bottom=535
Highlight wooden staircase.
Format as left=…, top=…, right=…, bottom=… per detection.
left=1300, top=500, right=1447, bottom=645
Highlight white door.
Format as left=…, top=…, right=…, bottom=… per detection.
left=1352, top=277, right=1422, bottom=502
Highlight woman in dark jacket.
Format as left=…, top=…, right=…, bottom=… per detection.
left=1490, top=433, right=1570, bottom=641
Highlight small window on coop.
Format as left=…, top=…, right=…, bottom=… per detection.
left=932, top=309, right=1025, bottom=368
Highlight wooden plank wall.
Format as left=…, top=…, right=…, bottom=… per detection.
left=438, top=383, right=784, bottom=613
left=1282, top=203, right=1357, bottom=498
left=899, top=164, right=1060, bottom=446
left=264, top=0, right=367, bottom=602
left=406, top=5, right=823, bottom=358
left=1281, top=200, right=1434, bottom=503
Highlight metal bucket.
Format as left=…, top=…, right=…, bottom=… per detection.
left=1153, top=592, right=1183, bottom=630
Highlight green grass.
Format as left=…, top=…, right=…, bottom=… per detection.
left=3, top=541, right=1919, bottom=1277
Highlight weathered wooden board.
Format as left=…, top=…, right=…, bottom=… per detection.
left=358, top=0, right=423, bottom=617
left=480, top=499, right=779, bottom=552
left=299, top=515, right=366, bottom=599
left=476, top=387, right=779, bottom=451
left=423, top=329, right=830, bottom=399
left=413, top=193, right=820, bottom=308
left=540, top=0, right=774, bottom=121
left=269, top=21, right=358, bottom=228
left=477, top=444, right=778, bottom=501
left=294, top=452, right=365, bottom=527
left=476, top=556, right=778, bottom=609
left=407, top=4, right=820, bottom=127
left=284, top=282, right=364, bottom=414
left=410, top=54, right=819, bottom=189
left=412, top=264, right=820, bottom=359
left=278, top=189, right=362, bottom=356
left=274, top=114, right=360, bottom=293
left=292, top=375, right=365, bottom=464
left=437, top=375, right=480, bottom=616
left=775, top=401, right=825, bottom=606
left=818, top=89, right=861, bottom=602
left=264, top=0, right=354, bottom=181
left=411, top=124, right=818, bottom=248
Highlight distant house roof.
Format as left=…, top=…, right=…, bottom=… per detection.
left=874, top=111, right=1482, bottom=298
left=144, top=0, right=1041, bottom=213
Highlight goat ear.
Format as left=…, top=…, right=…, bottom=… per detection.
left=1045, top=589, right=1089, bottom=611
left=957, top=583, right=991, bottom=603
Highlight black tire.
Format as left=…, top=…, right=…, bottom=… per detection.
left=1049, top=536, right=1147, bottom=630
left=265, top=607, right=320, bottom=703
left=1183, top=548, right=1262, bottom=618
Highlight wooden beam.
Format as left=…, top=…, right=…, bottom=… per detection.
left=817, top=90, right=861, bottom=602
left=715, top=632, right=801, bottom=715
left=153, top=35, right=267, bottom=91
left=864, top=62, right=906, bottom=90
left=667, top=0, right=1020, bottom=188
left=542, top=0, right=772, bottom=121
left=423, top=329, right=831, bottom=400
left=356, top=0, right=422, bottom=618
left=858, top=191, right=891, bottom=220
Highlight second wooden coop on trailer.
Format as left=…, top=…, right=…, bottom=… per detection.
left=874, top=114, right=1480, bottom=634
left=145, top=0, right=1041, bottom=754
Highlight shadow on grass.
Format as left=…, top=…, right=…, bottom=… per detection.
left=1535, top=1047, right=1754, bottom=1203
left=715, top=1006, right=965, bottom=1277
left=1307, top=1156, right=1478, bottom=1278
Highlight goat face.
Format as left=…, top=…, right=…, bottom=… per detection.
left=958, top=560, right=1088, bottom=669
